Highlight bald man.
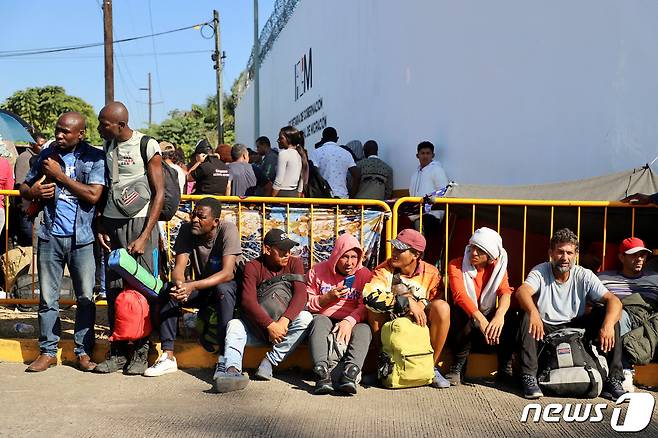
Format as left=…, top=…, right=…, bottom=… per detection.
left=20, top=112, right=106, bottom=373
left=95, top=101, right=165, bottom=375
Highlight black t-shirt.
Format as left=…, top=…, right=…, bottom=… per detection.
left=192, top=156, right=230, bottom=195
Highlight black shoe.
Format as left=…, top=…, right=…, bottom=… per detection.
left=124, top=340, right=149, bottom=375
left=445, top=358, right=466, bottom=386
left=601, top=377, right=627, bottom=402
left=336, top=363, right=360, bottom=395
left=94, top=345, right=128, bottom=374
left=521, top=374, right=543, bottom=399
left=313, top=364, right=333, bottom=395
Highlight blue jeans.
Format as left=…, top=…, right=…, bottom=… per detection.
left=37, top=237, right=96, bottom=357
left=224, top=311, right=313, bottom=372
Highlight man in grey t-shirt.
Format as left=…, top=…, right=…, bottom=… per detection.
left=144, top=197, right=241, bottom=377
left=516, top=228, right=625, bottom=401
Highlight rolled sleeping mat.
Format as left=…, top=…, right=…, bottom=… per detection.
left=108, top=248, right=163, bottom=298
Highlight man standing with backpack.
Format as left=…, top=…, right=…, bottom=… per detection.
left=213, top=229, right=312, bottom=393
left=95, top=101, right=165, bottom=375
left=516, top=228, right=626, bottom=400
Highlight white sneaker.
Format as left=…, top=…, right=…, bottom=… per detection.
left=143, top=353, right=178, bottom=377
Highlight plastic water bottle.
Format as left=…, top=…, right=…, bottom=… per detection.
left=13, top=323, right=35, bottom=334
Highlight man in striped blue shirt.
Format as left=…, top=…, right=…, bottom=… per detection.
left=598, top=237, right=658, bottom=335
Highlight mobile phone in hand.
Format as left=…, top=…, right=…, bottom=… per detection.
left=344, top=275, right=356, bottom=289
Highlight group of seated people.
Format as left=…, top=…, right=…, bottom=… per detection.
left=96, top=197, right=653, bottom=403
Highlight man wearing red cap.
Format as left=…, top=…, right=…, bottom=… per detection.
left=363, top=228, right=452, bottom=388
left=598, top=237, right=658, bottom=337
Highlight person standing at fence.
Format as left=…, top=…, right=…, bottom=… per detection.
left=187, top=140, right=230, bottom=196
left=355, top=140, right=393, bottom=200
left=144, top=197, right=241, bottom=377
left=312, top=127, right=360, bottom=198
left=516, top=228, right=626, bottom=401
left=228, top=144, right=257, bottom=196
left=95, top=101, right=164, bottom=375
left=20, top=112, right=105, bottom=372
left=306, top=233, right=373, bottom=395
left=363, top=228, right=452, bottom=388
left=445, top=227, right=517, bottom=385
left=272, top=126, right=307, bottom=198
left=408, top=141, right=449, bottom=264
left=14, top=133, right=46, bottom=246
left=0, top=143, right=15, bottom=236
left=256, top=136, right=278, bottom=183
left=213, top=229, right=312, bottom=393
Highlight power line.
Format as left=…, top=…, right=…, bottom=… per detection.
left=0, top=21, right=209, bottom=58
left=0, top=50, right=211, bottom=61
left=148, top=0, right=164, bottom=108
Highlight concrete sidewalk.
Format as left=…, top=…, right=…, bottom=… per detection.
left=1, top=363, right=656, bottom=437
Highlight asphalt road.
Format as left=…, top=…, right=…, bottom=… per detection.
left=0, top=362, right=656, bottom=437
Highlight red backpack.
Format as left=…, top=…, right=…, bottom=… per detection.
left=109, top=289, right=152, bottom=341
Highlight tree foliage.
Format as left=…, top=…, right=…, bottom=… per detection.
left=1, top=85, right=102, bottom=145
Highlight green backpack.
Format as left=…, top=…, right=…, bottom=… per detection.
left=378, top=317, right=435, bottom=388
left=195, top=305, right=221, bottom=353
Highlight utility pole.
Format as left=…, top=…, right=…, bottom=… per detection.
left=253, top=0, right=260, bottom=141
left=103, top=0, right=114, bottom=104
left=212, top=10, right=224, bottom=144
left=139, top=73, right=152, bottom=126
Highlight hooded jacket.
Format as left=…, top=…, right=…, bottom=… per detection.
left=306, top=233, right=372, bottom=326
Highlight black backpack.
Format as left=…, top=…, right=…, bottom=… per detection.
left=538, top=328, right=609, bottom=398
left=304, top=161, right=333, bottom=198
left=139, top=135, right=181, bottom=221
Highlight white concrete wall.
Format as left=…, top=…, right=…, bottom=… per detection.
left=236, top=0, right=658, bottom=190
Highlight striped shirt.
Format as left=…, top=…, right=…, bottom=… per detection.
left=597, top=270, right=658, bottom=302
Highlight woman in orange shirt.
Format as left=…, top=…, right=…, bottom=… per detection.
left=445, top=227, right=517, bottom=386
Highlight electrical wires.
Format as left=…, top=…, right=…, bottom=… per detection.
left=0, top=21, right=210, bottom=58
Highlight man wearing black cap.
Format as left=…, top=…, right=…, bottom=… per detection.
left=187, top=139, right=230, bottom=195
left=213, top=229, right=312, bottom=393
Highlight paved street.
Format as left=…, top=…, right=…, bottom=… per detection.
left=0, top=362, right=656, bottom=437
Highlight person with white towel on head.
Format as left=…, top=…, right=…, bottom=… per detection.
left=445, top=227, right=517, bottom=386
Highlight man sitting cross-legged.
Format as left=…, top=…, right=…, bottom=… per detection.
left=144, top=197, right=241, bottom=377
left=213, top=229, right=312, bottom=393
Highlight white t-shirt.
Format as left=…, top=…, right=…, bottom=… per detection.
left=168, top=162, right=186, bottom=193
left=524, top=262, right=608, bottom=324
left=104, top=131, right=161, bottom=219
left=312, top=142, right=356, bottom=198
left=409, top=161, right=448, bottom=197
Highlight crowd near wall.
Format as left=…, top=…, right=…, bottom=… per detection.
left=236, top=0, right=658, bottom=191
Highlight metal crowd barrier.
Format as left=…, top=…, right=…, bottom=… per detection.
left=0, top=191, right=392, bottom=306
left=392, top=196, right=658, bottom=299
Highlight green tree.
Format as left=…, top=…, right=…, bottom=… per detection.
left=1, top=85, right=102, bottom=144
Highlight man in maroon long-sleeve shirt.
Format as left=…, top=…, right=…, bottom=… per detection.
left=214, top=229, right=312, bottom=393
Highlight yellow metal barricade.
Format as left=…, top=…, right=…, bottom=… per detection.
left=0, top=191, right=392, bottom=306
left=392, top=196, right=657, bottom=300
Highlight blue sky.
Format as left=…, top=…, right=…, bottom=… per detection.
left=0, top=0, right=275, bottom=129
